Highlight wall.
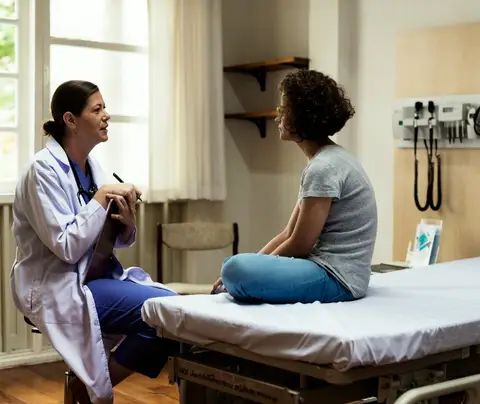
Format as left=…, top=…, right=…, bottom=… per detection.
left=183, top=0, right=310, bottom=284
left=349, top=0, right=480, bottom=263
left=394, top=22, right=480, bottom=262
left=183, top=0, right=480, bottom=279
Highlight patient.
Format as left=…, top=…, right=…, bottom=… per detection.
left=213, top=69, right=378, bottom=304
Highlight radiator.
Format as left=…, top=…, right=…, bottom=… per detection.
left=0, top=203, right=60, bottom=369
left=0, top=202, right=164, bottom=369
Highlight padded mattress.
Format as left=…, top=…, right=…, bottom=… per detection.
left=141, top=257, right=480, bottom=371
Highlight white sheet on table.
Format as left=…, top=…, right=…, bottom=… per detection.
left=141, top=257, right=480, bottom=371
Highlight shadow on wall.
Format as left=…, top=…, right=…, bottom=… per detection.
left=224, top=69, right=306, bottom=176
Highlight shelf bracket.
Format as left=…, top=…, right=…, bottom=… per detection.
left=250, top=118, right=267, bottom=138
left=250, top=67, right=267, bottom=92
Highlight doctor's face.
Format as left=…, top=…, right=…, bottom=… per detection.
left=75, top=91, right=110, bottom=146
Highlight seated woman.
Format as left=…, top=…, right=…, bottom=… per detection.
left=10, top=80, right=179, bottom=404
left=213, top=69, right=378, bottom=304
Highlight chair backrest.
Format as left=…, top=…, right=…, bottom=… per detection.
left=156, top=222, right=239, bottom=283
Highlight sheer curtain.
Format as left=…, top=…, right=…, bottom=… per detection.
left=147, top=0, right=226, bottom=202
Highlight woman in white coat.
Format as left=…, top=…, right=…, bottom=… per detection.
left=10, top=80, right=179, bottom=404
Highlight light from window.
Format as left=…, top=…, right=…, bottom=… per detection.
left=0, top=77, right=16, bottom=126
left=0, top=131, right=16, bottom=184
left=50, top=0, right=148, bottom=47
left=0, top=0, right=15, bottom=19
left=48, top=0, right=149, bottom=194
left=0, top=0, right=19, bottom=191
left=90, top=121, right=149, bottom=190
left=50, top=45, right=148, bottom=118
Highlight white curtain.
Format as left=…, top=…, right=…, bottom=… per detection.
left=147, top=0, right=226, bottom=202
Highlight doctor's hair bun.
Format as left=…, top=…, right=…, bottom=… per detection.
left=42, top=120, right=59, bottom=136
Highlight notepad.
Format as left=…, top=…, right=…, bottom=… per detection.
left=83, top=200, right=125, bottom=284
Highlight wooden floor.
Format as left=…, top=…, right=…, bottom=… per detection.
left=0, top=361, right=179, bottom=403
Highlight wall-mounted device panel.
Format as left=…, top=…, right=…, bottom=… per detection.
left=392, top=94, right=480, bottom=148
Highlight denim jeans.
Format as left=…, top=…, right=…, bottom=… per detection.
left=221, top=253, right=354, bottom=304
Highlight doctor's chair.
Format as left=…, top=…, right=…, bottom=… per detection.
left=24, top=316, right=122, bottom=404
left=156, top=221, right=239, bottom=295
left=23, top=316, right=77, bottom=404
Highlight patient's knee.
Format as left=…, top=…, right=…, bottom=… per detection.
left=221, top=253, right=255, bottom=285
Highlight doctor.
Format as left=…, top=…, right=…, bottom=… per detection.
left=10, top=80, right=179, bottom=404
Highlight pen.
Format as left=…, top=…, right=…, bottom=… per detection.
left=113, top=173, right=142, bottom=201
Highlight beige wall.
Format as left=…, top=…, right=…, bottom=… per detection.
left=352, top=0, right=480, bottom=263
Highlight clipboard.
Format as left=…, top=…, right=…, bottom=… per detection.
left=83, top=200, right=126, bottom=284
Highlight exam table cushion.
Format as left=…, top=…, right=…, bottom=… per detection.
left=141, top=257, right=480, bottom=372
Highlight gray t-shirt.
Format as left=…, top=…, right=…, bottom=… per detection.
left=298, top=144, right=378, bottom=298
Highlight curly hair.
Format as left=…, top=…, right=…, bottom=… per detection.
left=277, top=70, right=355, bottom=141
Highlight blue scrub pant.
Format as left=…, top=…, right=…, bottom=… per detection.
left=87, top=279, right=180, bottom=378
left=221, top=253, right=355, bottom=304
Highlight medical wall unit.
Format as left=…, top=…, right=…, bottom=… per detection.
left=392, top=95, right=480, bottom=148
left=392, top=95, right=480, bottom=212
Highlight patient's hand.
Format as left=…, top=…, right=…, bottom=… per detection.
left=211, top=277, right=226, bottom=294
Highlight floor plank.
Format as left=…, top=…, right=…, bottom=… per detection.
left=0, top=361, right=179, bottom=403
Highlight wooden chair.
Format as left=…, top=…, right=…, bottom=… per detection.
left=157, top=222, right=239, bottom=295
left=23, top=316, right=77, bottom=404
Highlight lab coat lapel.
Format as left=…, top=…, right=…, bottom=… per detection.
left=45, top=137, right=109, bottom=212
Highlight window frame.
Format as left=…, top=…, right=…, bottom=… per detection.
left=44, top=0, right=148, bottom=133
left=0, top=0, right=149, bottom=204
left=0, top=0, right=34, bottom=203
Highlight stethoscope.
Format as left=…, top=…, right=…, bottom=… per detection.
left=413, top=101, right=442, bottom=212
left=68, top=157, right=98, bottom=205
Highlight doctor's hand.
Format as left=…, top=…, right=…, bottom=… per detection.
left=94, top=184, right=141, bottom=210
left=106, top=194, right=136, bottom=229
left=102, top=183, right=141, bottom=201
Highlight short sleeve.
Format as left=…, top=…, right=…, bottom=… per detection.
left=299, top=160, right=342, bottom=200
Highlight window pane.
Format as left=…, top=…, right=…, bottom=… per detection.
left=50, top=0, right=148, bottom=47
left=50, top=45, right=148, bottom=117
left=0, top=77, right=17, bottom=126
left=90, top=121, right=148, bottom=190
left=0, top=23, right=17, bottom=73
left=0, top=0, right=16, bottom=19
left=0, top=131, right=17, bottom=183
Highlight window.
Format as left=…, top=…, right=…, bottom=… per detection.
left=0, top=0, right=32, bottom=197
left=48, top=0, right=150, bottom=192
left=0, top=0, right=149, bottom=200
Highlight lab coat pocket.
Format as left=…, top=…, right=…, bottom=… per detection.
left=40, top=271, right=85, bottom=324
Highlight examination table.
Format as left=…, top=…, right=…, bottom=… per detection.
left=141, top=257, right=480, bottom=404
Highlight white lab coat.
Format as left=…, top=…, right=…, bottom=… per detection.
left=10, top=137, right=172, bottom=404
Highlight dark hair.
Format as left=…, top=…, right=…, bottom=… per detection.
left=277, top=70, right=355, bottom=141
left=43, top=80, right=99, bottom=144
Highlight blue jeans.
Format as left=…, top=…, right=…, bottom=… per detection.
left=221, top=253, right=354, bottom=304
left=87, top=279, right=180, bottom=378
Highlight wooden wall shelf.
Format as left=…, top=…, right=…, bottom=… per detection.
left=224, top=57, right=309, bottom=91
left=225, top=111, right=277, bottom=138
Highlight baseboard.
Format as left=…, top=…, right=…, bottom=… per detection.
left=0, top=349, right=61, bottom=370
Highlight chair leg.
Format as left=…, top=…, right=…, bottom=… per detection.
left=64, top=370, right=76, bottom=404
